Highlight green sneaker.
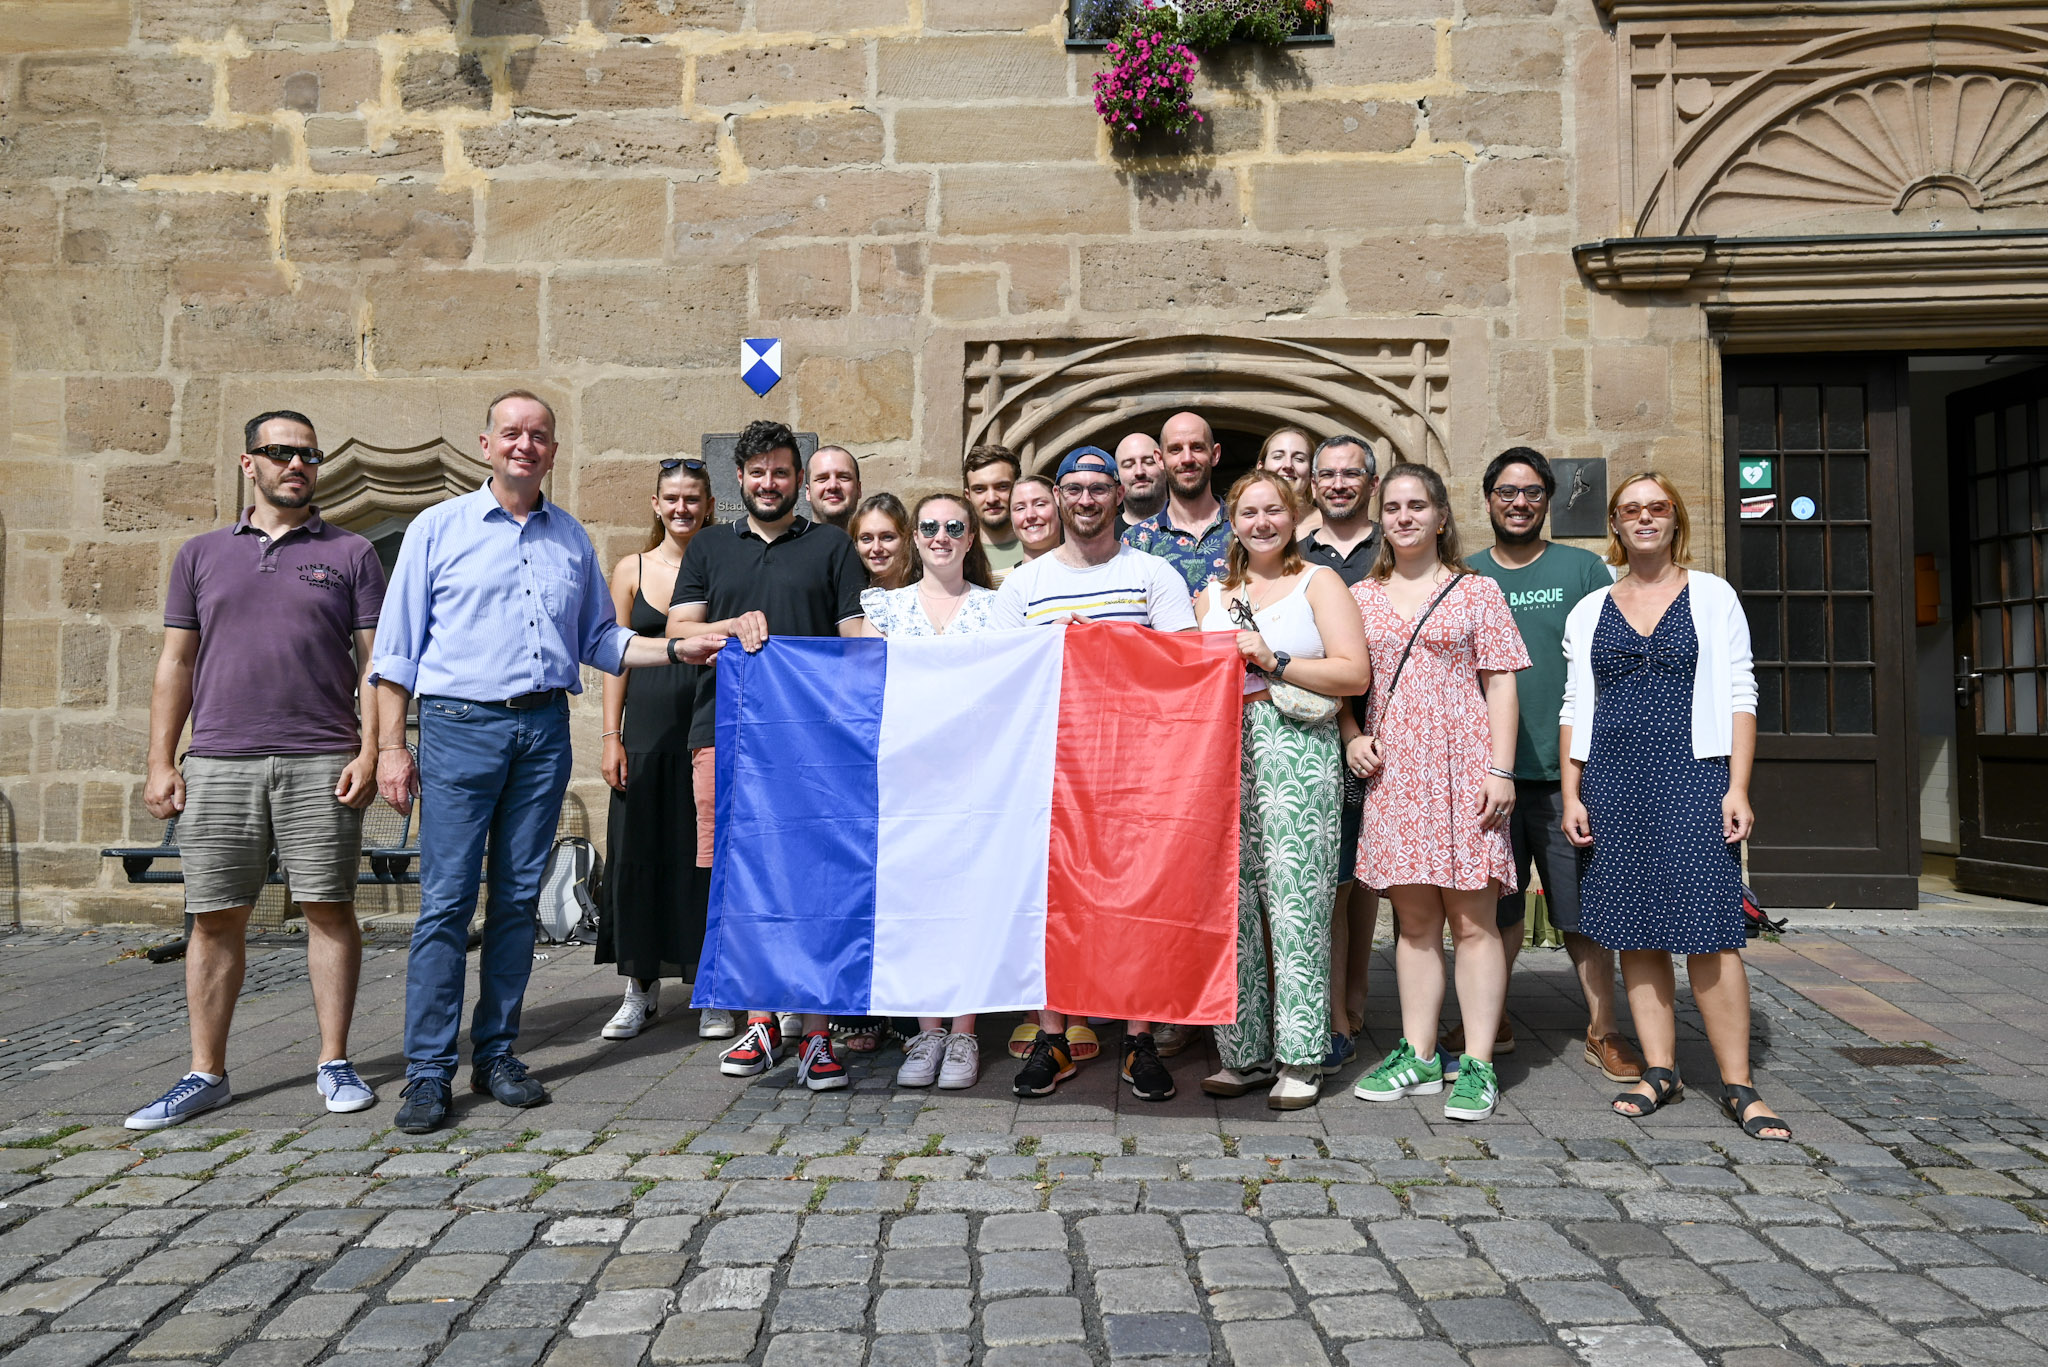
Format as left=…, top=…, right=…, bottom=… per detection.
left=1443, top=1055, right=1499, bottom=1121
left=1354, top=1039, right=1444, bottom=1101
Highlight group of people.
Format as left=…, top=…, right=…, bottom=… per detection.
left=127, top=393, right=1788, bottom=1146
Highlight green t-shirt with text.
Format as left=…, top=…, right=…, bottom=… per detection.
left=1470, top=542, right=1613, bottom=781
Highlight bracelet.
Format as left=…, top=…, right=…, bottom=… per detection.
left=601, top=729, right=622, bottom=739
left=666, top=636, right=682, bottom=665
left=378, top=744, right=408, bottom=752
left=1486, top=765, right=1514, bottom=780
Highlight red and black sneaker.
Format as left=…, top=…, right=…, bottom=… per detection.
left=719, top=1018, right=782, bottom=1077
left=797, top=1031, right=849, bottom=1091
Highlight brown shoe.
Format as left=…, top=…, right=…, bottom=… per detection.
left=1441, top=1020, right=1514, bottom=1057
left=1584, top=1031, right=1645, bottom=1083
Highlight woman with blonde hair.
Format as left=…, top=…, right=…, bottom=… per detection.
left=1260, top=426, right=1319, bottom=534
left=1561, top=474, right=1785, bottom=1140
left=1197, top=471, right=1370, bottom=1109
left=1346, top=462, right=1529, bottom=1122
left=1010, top=474, right=1064, bottom=561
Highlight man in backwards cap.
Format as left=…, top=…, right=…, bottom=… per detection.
left=991, top=446, right=1196, bottom=1106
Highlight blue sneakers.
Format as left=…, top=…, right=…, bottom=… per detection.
left=125, top=1072, right=231, bottom=1131
left=316, top=1059, right=376, bottom=1114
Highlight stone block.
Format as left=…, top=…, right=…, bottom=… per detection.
left=172, top=268, right=357, bottom=373
left=1469, top=1221, right=1602, bottom=1280
left=260, top=1292, right=367, bottom=1340
left=650, top=1310, right=760, bottom=1364
left=63, top=189, right=270, bottom=268
left=568, top=1289, right=671, bottom=1337
left=464, top=112, right=717, bottom=172
left=471, top=0, right=585, bottom=36
left=1222, top=1318, right=1333, bottom=1364
left=673, top=172, right=929, bottom=249
left=874, top=1288, right=971, bottom=1333
left=1451, top=23, right=1565, bottom=84
left=756, top=0, right=905, bottom=22
left=1720, top=1261, right=1837, bottom=1312
left=549, top=265, right=747, bottom=368
left=1778, top=1308, right=1935, bottom=1365
left=0, top=0, right=128, bottom=52
left=1339, top=232, right=1511, bottom=312
left=1401, top=1258, right=1507, bottom=1301
left=737, top=111, right=885, bottom=170
left=694, top=42, right=865, bottom=107
left=1520, top=1280, right=1642, bottom=1325
left=104, top=122, right=287, bottom=178
left=437, top=1330, right=552, bottom=1367
left=893, top=104, right=1098, bottom=162
left=483, top=179, right=665, bottom=262
left=139, top=0, right=326, bottom=39
left=1276, top=99, right=1418, bottom=154
left=1476, top=157, right=1569, bottom=222
left=931, top=271, right=999, bottom=319
left=388, top=1255, right=506, bottom=1302
left=0, top=186, right=55, bottom=265
left=1589, top=345, right=1670, bottom=433
left=508, top=45, right=683, bottom=112
left=1310, top=1294, right=1422, bottom=1340
left=1284, top=22, right=1439, bottom=85
left=758, top=244, right=853, bottom=320
left=877, top=36, right=1067, bottom=99
left=979, top=1212, right=1067, bottom=1251
left=306, top=120, right=444, bottom=176
left=228, top=50, right=381, bottom=115
left=1430, top=90, right=1562, bottom=148
left=103, top=462, right=215, bottom=533
left=342, top=1300, right=468, bottom=1353
left=344, top=0, right=459, bottom=34
left=187, top=1261, right=313, bottom=1313
left=367, top=270, right=540, bottom=372
left=398, top=49, right=494, bottom=113
left=924, top=0, right=1059, bottom=28
left=0, top=119, right=106, bottom=180
left=19, top=55, right=212, bottom=118
left=1255, top=160, right=1465, bottom=232
left=592, top=0, right=744, bottom=32
left=1558, top=1324, right=1709, bottom=1367
left=61, top=543, right=160, bottom=615
left=939, top=166, right=1126, bottom=234
left=1080, top=240, right=1326, bottom=314
left=67, top=379, right=174, bottom=455
left=1656, top=1295, right=1789, bottom=1349
left=794, top=351, right=914, bottom=445
left=1103, top=1312, right=1210, bottom=1359
left=983, top=1295, right=1084, bottom=1346
left=286, top=186, right=475, bottom=263
left=1428, top=1298, right=1547, bottom=1347
left=131, top=1311, right=256, bottom=1359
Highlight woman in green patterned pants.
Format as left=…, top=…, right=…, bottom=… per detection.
left=1195, top=471, right=1372, bottom=1110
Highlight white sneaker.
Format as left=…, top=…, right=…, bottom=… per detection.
left=1153, top=1022, right=1193, bottom=1057
left=1200, top=1062, right=1277, bottom=1098
left=699, top=1008, right=738, bottom=1040
left=126, top=1072, right=231, bottom=1130
left=1267, top=1062, right=1323, bottom=1111
left=896, top=1030, right=947, bottom=1088
left=776, top=1012, right=802, bottom=1040
left=602, top=982, right=658, bottom=1040
left=937, top=1032, right=980, bottom=1090
left=316, top=1059, right=376, bottom=1114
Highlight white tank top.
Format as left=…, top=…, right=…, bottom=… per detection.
left=1199, top=567, right=1330, bottom=660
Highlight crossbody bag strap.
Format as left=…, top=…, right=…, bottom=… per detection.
left=1369, top=572, right=1466, bottom=732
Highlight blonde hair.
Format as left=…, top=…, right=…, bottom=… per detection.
left=1259, top=426, right=1313, bottom=466
left=1604, top=470, right=1693, bottom=568
left=1368, top=462, right=1468, bottom=580
left=1220, top=471, right=1307, bottom=589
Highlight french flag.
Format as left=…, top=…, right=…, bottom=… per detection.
left=694, top=623, right=1244, bottom=1024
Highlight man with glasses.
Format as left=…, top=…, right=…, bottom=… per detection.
left=372, top=391, right=728, bottom=1134
left=127, top=411, right=387, bottom=1129
left=992, top=446, right=1196, bottom=1104
left=805, top=445, right=862, bottom=531
left=1463, top=447, right=1642, bottom=1084
left=1113, top=431, right=1167, bottom=535
left=1297, top=434, right=1383, bottom=1071
left=1122, top=411, right=1229, bottom=597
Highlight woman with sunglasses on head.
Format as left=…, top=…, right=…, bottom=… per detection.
left=1195, top=472, right=1370, bottom=1110
left=1560, top=475, right=1785, bottom=1141
left=1346, top=463, right=1529, bottom=1123
left=597, top=458, right=719, bottom=1042
left=857, top=493, right=1000, bottom=1091
left=851, top=493, right=916, bottom=592
left=1010, top=474, right=1064, bottom=562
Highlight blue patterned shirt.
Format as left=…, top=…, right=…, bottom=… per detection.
left=1120, top=503, right=1232, bottom=597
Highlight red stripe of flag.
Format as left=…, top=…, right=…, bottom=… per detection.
left=1043, top=622, right=1244, bottom=1025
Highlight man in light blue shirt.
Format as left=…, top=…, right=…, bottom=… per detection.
left=372, top=389, right=724, bottom=1134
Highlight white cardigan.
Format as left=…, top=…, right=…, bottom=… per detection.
left=1560, top=570, right=1756, bottom=762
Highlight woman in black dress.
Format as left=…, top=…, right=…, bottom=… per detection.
left=597, top=459, right=714, bottom=1041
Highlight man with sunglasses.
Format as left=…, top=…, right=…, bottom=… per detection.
left=371, top=391, right=728, bottom=1134
left=805, top=445, right=862, bottom=531
left=992, top=446, right=1196, bottom=1104
left=127, top=411, right=387, bottom=1130
left=1464, top=447, right=1642, bottom=1085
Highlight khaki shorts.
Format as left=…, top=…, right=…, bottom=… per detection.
left=179, top=753, right=363, bottom=914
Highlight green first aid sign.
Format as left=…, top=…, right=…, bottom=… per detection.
left=1738, top=457, right=1773, bottom=491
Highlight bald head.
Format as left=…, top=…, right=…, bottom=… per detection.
left=1115, top=431, right=1165, bottom=513
left=1160, top=411, right=1220, bottom=502
left=1161, top=411, right=1212, bottom=449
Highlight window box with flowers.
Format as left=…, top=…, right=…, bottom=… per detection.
left=1067, top=0, right=1332, bottom=51
left=1078, top=0, right=1328, bottom=144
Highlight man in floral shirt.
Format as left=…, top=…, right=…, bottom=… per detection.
left=1120, top=410, right=1230, bottom=597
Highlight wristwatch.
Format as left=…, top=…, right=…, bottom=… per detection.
left=1271, top=651, right=1292, bottom=679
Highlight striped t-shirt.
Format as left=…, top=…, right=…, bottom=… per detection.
left=990, top=546, right=1197, bottom=631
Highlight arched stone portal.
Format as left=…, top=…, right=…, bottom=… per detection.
left=960, top=334, right=1451, bottom=475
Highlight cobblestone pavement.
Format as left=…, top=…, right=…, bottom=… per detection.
left=0, top=924, right=2041, bottom=1367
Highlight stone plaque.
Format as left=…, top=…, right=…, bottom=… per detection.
left=1549, top=458, right=1608, bottom=539
left=701, top=431, right=820, bottom=524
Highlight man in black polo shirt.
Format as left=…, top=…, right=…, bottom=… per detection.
left=1296, top=433, right=1384, bottom=1073
left=669, top=419, right=866, bottom=1091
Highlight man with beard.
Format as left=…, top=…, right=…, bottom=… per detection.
left=1114, top=431, right=1166, bottom=535
left=1462, top=447, right=1642, bottom=1084
left=1122, top=411, right=1230, bottom=598
left=993, top=447, right=1196, bottom=1104
left=964, top=444, right=1024, bottom=583
left=805, top=445, right=861, bottom=531
left=668, top=419, right=868, bottom=1092
left=373, top=392, right=728, bottom=1134
left=125, top=411, right=387, bottom=1130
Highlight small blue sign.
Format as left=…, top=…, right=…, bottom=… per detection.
left=1790, top=496, right=1817, bottom=521
left=741, top=338, right=782, bottom=397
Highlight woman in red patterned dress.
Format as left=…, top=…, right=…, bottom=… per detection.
left=1343, top=463, right=1530, bottom=1121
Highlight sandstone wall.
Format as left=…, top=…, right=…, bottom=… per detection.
left=0, top=0, right=1704, bottom=922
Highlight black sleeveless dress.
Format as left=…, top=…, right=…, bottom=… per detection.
left=596, top=568, right=707, bottom=982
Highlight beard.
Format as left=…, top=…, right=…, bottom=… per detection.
left=258, top=471, right=313, bottom=509
left=1169, top=465, right=1211, bottom=498
left=1490, top=512, right=1543, bottom=546
left=744, top=485, right=798, bottom=522
left=1062, top=505, right=1111, bottom=539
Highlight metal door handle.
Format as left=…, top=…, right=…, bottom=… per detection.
left=1956, top=654, right=1983, bottom=706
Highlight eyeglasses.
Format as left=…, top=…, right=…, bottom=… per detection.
left=1227, top=598, right=1259, bottom=633
left=660, top=458, right=706, bottom=472
left=1491, top=484, right=1548, bottom=504
left=917, top=518, right=969, bottom=539
left=1615, top=500, right=1675, bottom=520
left=249, top=444, right=324, bottom=466
left=1059, top=481, right=1117, bottom=500
left=1313, top=467, right=1371, bottom=483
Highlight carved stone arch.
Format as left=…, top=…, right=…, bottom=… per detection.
left=961, top=334, right=1450, bottom=475
left=315, top=437, right=490, bottom=530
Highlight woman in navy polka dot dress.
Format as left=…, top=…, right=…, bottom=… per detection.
left=1559, top=474, right=1789, bottom=1143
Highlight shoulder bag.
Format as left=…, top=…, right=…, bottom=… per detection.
left=1350, top=573, right=1467, bottom=797
left=1227, top=588, right=1341, bottom=724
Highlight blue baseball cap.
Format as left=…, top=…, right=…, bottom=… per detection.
left=1055, top=446, right=1118, bottom=484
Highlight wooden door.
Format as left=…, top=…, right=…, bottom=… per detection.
left=1723, top=358, right=1918, bottom=908
left=1948, top=370, right=2048, bottom=901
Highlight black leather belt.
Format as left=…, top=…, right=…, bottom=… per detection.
left=501, top=689, right=564, bottom=710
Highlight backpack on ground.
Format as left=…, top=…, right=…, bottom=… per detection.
left=536, top=837, right=603, bottom=945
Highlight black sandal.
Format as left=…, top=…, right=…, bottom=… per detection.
left=1611, top=1067, right=1682, bottom=1117
left=1718, top=1083, right=1791, bottom=1142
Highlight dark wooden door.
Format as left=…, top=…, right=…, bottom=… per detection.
left=1723, top=358, right=1918, bottom=908
left=1948, top=370, right=2048, bottom=901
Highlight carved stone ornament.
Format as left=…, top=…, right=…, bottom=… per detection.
left=315, top=438, right=490, bottom=529
left=962, top=334, right=1450, bottom=473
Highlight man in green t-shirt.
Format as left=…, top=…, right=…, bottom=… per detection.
left=1465, top=448, right=1646, bottom=1086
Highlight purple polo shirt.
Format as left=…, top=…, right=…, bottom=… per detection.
left=165, top=508, right=386, bottom=758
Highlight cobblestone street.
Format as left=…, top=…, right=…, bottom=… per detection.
left=0, top=923, right=2043, bottom=1367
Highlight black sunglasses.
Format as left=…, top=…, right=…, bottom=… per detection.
left=917, top=518, right=969, bottom=539
left=660, top=458, right=707, bottom=472
left=249, top=444, right=324, bottom=466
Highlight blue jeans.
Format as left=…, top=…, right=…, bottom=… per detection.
left=405, top=695, right=572, bottom=1083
